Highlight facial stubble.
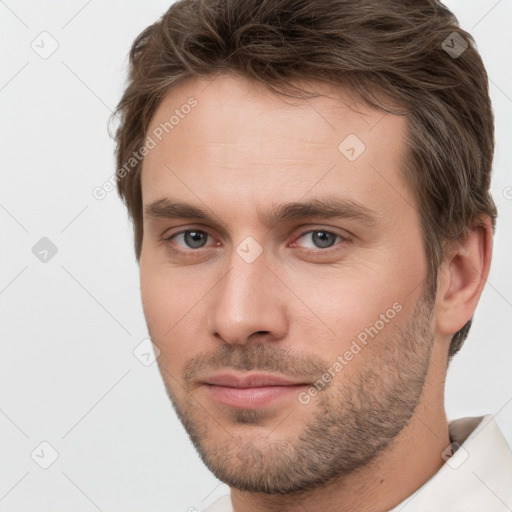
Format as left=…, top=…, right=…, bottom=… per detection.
left=155, top=291, right=435, bottom=494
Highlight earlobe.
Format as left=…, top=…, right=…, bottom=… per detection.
left=436, top=217, right=493, bottom=336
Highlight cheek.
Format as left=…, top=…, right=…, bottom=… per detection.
left=140, top=247, right=194, bottom=327
left=139, top=259, right=196, bottom=368
left=286, top=252, right=420, bottom=358
left=292, top=262, right=397, bottom=327
left=140, top=260, right=169, bottom=334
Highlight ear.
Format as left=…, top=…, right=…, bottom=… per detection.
left=435, top=216, right=493, bottom=336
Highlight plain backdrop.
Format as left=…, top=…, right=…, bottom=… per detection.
left=1, top=1, right=511, bottom=510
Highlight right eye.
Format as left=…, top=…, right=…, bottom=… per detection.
left=165, top=229, right=215, bottom=250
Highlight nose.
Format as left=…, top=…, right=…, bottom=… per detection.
left=209, top=247, right=288, bottom=346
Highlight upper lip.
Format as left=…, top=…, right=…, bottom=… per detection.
left=202, top=372, right=309, bottom=388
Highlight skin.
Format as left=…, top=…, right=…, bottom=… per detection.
left=139, top=73, right=493, bottom=512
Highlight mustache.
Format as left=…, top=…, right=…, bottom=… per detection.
left=182, top=343, right=330, bottom=387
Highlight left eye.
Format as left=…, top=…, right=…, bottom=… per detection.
left=293, top=230, right=344, bottom=249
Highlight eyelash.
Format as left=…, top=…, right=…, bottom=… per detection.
left=163, top=228, right=349, bottom=255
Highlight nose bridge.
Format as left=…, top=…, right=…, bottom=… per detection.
left=210, top=243, right=287, bottom=345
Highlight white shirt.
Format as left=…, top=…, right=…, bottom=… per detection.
left=202, top=414, right=512, bottom=512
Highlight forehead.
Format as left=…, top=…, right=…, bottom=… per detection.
left=141, top=73, right=412, bottom=222
left=145, top=73, right=405, bottom=152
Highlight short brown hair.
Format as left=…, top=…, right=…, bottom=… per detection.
left=113, top=0, right=497, bottom=359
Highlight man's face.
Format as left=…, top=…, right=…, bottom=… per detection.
left=139, top=74, right=435, bottom=493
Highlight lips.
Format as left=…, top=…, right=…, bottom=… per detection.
left=204, top=372, right=306, bottom=388
left=202, top=372, right=309, bottom=409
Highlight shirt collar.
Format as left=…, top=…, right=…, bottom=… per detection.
left=389, top=414, right=512, bottom=511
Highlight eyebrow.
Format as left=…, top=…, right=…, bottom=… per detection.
left=144, top=196, right=378, bottom=228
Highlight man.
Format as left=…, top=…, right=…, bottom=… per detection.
left=113, top=0, right=511, bottom=510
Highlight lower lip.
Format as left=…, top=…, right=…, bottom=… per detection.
left=205, top=384, right=307, bottom=408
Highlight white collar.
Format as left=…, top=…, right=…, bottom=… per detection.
left=389, top=414, right=512, bottom=511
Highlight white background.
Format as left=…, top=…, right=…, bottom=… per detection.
left=1, top=1, right=511, bottom=510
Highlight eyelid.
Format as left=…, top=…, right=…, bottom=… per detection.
left=163, top=223, right=218, bottom=240
left=164, top=228, right=218, bottom=248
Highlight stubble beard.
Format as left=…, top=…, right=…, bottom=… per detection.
left=156, top=291, right=435, bottom=495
